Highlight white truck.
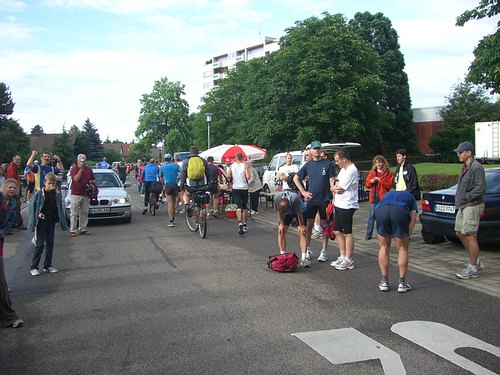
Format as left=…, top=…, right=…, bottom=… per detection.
left=475, top=121, right=500, bottom=162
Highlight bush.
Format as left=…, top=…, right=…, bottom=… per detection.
left=419, top=174, right=459, bottom=191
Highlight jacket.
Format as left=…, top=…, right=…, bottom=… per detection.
left=393, top=161, right=421, bottom=200
left=364, top=169, right=394, bottom=204
left=0, top=193, right=16, bottom=239
left=248, top=167, right=263, bottom=193
left=455, top=159, right=486, bottom=209
left=28, top=188, right=68, bottom=231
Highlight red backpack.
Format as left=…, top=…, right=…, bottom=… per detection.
left=267, top=252, right=299, bottom=272
left=322, top=202, right=336, bottom=240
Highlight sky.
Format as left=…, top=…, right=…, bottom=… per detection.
left=0, top=0, right=497, bottom=144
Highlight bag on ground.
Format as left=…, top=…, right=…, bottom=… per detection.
left=187, top=156, right=205, bottom=180
left=267, top=252, right=299, bottom=272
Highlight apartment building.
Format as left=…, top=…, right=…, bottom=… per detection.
left=202, top=36, right=279, bottom=94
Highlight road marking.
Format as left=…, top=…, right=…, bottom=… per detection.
left=293, top=328, right=406, bottom=375
left=392, top=321, right=500, bottom=375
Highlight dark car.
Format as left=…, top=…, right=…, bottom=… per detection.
left=419, top=167, right=500, bottom=243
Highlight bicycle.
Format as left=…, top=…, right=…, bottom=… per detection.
left=185, top=188, right=209, bottom=238
left=149, top=182, right=162, bottom=216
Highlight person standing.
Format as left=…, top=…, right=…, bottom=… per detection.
left=331, top=149, right=359, bottom=271
left=278, top=153, right=299, bottom=191
left=5, top=155, right=27, bottom=231
left=28, top=173, right=68, bottom=276
left=293, top=141, right=337, bottom=262
left=117, top=162, right=127, bottom=184
left=375, top=190, right=418, bottom=292
left=227, top=152, right=251, bottom=235
left=27, top=151, right=64, bottom=191
left=453, top=141, right=486, bottom=280
left=160, top=154, right=180, bottom=227
left=0, top=179, right=24, bottom=328
left=274, top=191, right=309, bottom=267
left=141, top=158, right=161, bottom=215
left=364, top=155, right=394, bottom=240
left=247, top=163, right=263, bottom=215
left=205, top=156, right=222, bottom=217
left=69, top=154, right=95, bottom=236
left=97, top=157, right=109, bottom=169
left=393, top=149, right=420, bottom=200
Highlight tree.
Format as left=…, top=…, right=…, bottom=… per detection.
left=30, top=125, right=44, bottom=136
left=456, top=0, right=500, bottom=94
left=136, top=77, right=191, bottom=153
left=0, top=83, right=30, bottom=163
left=74, top=118, right=105, bottom=161
left=51, top=128, right=75, bottom=169
left=428, top=80, right=499, bottom=161
left=350, top=12, right=417, bottom=153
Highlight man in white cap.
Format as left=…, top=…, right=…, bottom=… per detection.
left=453, top=141, right=486, bottom=280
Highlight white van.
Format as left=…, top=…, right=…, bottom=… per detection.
left=261, top=142, right=361, bottom=193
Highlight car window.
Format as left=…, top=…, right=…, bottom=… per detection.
left=486, top=172, right=500, bottom=194
left=277, top=156, right=286, bottom=170
left=95, top=173, right=120, bottom=188
left=268, top=156, right=279, bottom=171
left=292, top=155, right=302, bottom=166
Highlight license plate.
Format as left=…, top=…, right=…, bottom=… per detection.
left=434, top=204, right=455, bottom=214
left=90, top=208, right=110, bottom=214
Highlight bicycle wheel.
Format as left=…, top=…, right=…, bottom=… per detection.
left=185, top=203, right=197, bottom=232
left=198, top=208, right=207, bottom=238
left=150, top=193, right=157, bottom=216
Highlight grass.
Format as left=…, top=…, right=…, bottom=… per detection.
left=414, top=162, right=499, bottom=175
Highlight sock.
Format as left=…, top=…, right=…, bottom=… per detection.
left=314, top=224, right=322, bottom=232
left=301, top=253, right=306, bottom=260
left=382, top=276, right=389, bottom=283
left=469, top=264, right=478, bottom=272
left=321, top=249, right=326, bottom=253
left=280, top=251, right=286, bottom=255
left=399, top=277, right=406, bottom=284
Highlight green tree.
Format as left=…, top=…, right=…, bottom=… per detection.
left=350, top=12, right=417, bottom=153
left=51, top=128, right=75, bottom=169
left=30, top=125, right=44, bottom=136
left=456, top=0, right=500, bottom=94
left=0, top=83, right=30, bottom=163
left=74, top=118, right=105, bottom=160
left=136, top=77, right=191, bottom=152
left=428, top=80, right=499, bottom=161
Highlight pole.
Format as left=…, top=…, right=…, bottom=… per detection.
left=207, top=120, right=211, bottom=150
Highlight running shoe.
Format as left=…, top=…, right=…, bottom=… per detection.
left=335, top=258, right=354, bottom=270
left=397, top=282, right=412, bottom=293
left=317, top=250, right=328, bottom=262
left=379, top=281, right=389, bottom=291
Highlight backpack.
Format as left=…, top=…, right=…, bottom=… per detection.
left=286, top=172, right=298, bottom=191
left=187, top=156, right=205, bottom=180
left=267, top=252, right=299, bottom=272
left=322, top=203, right=336, bottom=240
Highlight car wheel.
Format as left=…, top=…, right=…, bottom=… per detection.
left=421, top=229, right=446, bottom=244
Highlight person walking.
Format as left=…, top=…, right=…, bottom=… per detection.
left=364, top=155, right=394, bottom=240
left=69, top=154, right=95, bottom=236
left=375, top=190, right=418, bottom=292
left=0, top=179, right=24, bottom=328
left=248, top=163, right=263, bottom=215
left=5, top=155, right=27, bottom=231
left=331, top=149, right=359, bottom=271
left=141, top=158, right=161, bottom=215
left=453, top=141, right=486, bottom=280
left=160, top=154, right=180, bottom=227
left=393, top=149, right=420, bottom=200
left=227, top=152, right=251, bottom=235
left=28, top=172, right=68, bottom=276
left=293, top=141, right=337, bottom=262
left=274, top=191, right=309, bottom=267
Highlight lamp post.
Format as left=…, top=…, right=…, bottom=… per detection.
left=205, top=112, right=213, bottom=150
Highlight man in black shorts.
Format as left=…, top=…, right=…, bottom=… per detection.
left=375, top=190, right=418, bottom=293
left=274, top=191, right=309, bottom=267
left=205, top=156, right=221, bottom=217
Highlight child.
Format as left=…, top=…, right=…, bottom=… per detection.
left=28, top=172, right=68, bottom=276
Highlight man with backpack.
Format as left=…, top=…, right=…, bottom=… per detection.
left=179, top=146, right=209, bottom=212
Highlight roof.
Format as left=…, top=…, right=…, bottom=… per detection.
left=30, top=133, right=77, bottom=151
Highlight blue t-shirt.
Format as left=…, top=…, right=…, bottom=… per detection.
left=97, top=161, right=109, bottom=169
left=142, top=163, right=160, bottom=182
left=296, top=159, right=336, bottom=202
left=160, top=162, right=180, bottom=184
left=376, top=190, right=418, bottom=212
left=32, top=164, right=61, bottom=190
left=274, top=191, right=305, bottom=215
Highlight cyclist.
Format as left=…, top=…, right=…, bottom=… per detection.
left=160, top=154, right=181, bottom=227
left=179, top=146, right=209, bottom=214
left=141, top=159, right=160, bottom=215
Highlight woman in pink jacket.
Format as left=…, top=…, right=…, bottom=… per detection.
left=364, top=155, right=394, bottom=240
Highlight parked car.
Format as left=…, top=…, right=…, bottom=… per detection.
left=262, top=142, right=361, bottom=194
left=419, top=167, right=500, bottom=243
left=64, top=169, right=132, bottom=224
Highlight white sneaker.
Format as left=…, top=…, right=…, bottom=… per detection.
left=317, top=250, right=328, bottom=262
left=311, top=229, right=323, bottom=239
left=43, top=266, right=58, bottom=273
left=305, top=249, right=313, bottom=260
left=168, top=220, right=175, bottom=227
left=335, top=258, right=354, bottom=270
left=301, top=258, right=311, bottom=268
left=330, top=256, right=344, bottom=267
left=30, top=269, right=40, bottom=276
left=250, top=210, right=258, bottom=215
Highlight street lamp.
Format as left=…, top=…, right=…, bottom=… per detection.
left=205, top=112, right=213, bottom=149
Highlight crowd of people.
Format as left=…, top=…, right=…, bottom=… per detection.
left=0, top=139, right=487, bottom=328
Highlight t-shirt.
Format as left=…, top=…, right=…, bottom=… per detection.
left=296, top=158, right=336, bottom=202
left=97, top=161, right=109, bottom=169
left=32, top=164, right=61, bottom=191
left=70, top=165, right=95, bottom=197
left=161, top=162, right=180, bottom=184
left=278, top=164, right=299, bottom=190
left=274, top=191, right=305, bottom=215
left=334, top=163, right=359, bottom=209
left=206, top=164, right=221, bottom=185
left=376, top=190, right=418, bottom=212
left=231, top=162, right=248, bottom=190
left=142, top=163, right=160, bottom=182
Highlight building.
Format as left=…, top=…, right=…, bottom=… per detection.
left=202, top=36, right=279, bottom=94
left=412, top=106, right=445, bottom=154
left=30, top=133, right=77, bottom=153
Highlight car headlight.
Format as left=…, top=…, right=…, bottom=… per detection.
left=113, top=198, right=129, bottom=204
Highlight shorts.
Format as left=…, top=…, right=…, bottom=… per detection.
left=283, top=214, right=297, bottom=226
left=232, top=189, right=248, bottom=210
left=333, top=207, right=356, bottom=234
left=375, top=205, right=410, bottom=238
left=27, top=182, right=35, bottom=193
left=164, top=183, right=178, bottom=196
left=207, top=183, right=219, bottom=195
left=454, top=203, right=484, bottom=236
left=304, top=200, right=328, bottom=220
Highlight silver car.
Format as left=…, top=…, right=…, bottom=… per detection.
left=64, top=169, right=132, bottom=223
